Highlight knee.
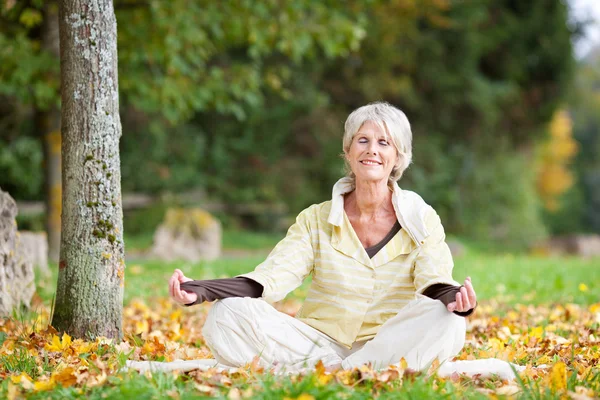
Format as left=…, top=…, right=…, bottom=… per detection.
left=420, top=298, right=467, bottom=340
left=438, top=306, right=467, bottom=338
left=201, top=297, right=271, bottom=367
left=202, top=297, right=262, bottom=339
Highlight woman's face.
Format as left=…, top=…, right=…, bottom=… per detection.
left=346, top=121, right=398, bottom=183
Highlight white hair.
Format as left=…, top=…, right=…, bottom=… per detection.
left=342, top=101, right=413, bottom=182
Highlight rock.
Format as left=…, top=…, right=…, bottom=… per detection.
left=545, top=235, right=600, bottom=258
left=150, top=207, right=221, bottom=262
left=0, top=188, right=36, bottom=316
left=17, top=231, right=50, bottom=277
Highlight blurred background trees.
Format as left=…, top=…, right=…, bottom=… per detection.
left=1, top=0, right=597, bottom=251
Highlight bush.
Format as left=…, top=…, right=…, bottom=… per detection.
left=405, top=138, right=547, bottom=250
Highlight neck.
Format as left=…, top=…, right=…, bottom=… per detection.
left=349, top=178, right=393, bottom=219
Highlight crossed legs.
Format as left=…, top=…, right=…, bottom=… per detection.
left=202, top=296, right=466, bottom=372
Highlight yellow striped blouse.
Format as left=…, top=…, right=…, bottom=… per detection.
left=240, top=180, right=458, bottom=348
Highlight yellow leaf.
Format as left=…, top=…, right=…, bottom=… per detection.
left=297, top=395, right=316, bottom=400
left=10, top=372, right=33, bottom=390
left=45, top=333, right=72, bottom=352
left=314, top=360, right=332, bottom=385
left=488, top=338, right=505, bottom=351
left=336, top=370, right=354, bottom=385
left=72, top=339, right=95, bottom=355
left=135, top=319, right=149, bottom=334
left=399, top=357, right=408, bottom=370
left=530, top=326, right=544, bottom=339
left=536, top=355, right=551, bottom=365
left=169, top=309, right=182, bottom=321
left=10, top=372, right=32, bottom=384
left=427, top=358, right=440, bottom=375
left=33, top=377, right=56, bottom=392
left=549, top=361, right=567, bottom=392
left=579, top=283, right=589, bottom=292
left=54, top=367, right=77, bottom=388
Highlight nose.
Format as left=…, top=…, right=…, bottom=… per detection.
left=367, top=141, right=378, bottom=156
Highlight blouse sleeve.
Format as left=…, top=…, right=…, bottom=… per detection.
left=237, top=207, right=315, bottom=303
left=412, top=206, right=460, bottom=294
left=180, top=277, right=263, bottom=306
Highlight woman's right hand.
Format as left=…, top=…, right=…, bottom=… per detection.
left=168, top=269, right=198, bottom=305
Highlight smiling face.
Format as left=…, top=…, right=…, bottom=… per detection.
left=345, top=120, right=399, bottom=183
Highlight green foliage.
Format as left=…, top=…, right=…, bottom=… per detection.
left=0, top=136, right=43, bottom=199
left=122, top=203, right=171, bottom=236
left=0, top=0, right=365, bottom=202
left=120, top=120, right=208, bottom=194
left=403, top=139, right=548, bottom=248
left=420, top=141, right=547, bottom=248
left=0, top=2, right=59, bottom=110
left=116, top=0, right=366, bottom=122
left=15, top=212, right=45, bottom=232
left=553, top=54, right=600, bottom=233
left=0, top=0, right=581, bottom=244
left=542, top=184, right=587, bottom=235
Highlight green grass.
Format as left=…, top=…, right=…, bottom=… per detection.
left=0, top=367, right=495, bottom=399
left=452, top=248, right=599, bottom=305
left=0, top=348, right=52, bottom=380
left=131, top=251, right=598, bottom=306
left=38, top=231, right=600, bottom=306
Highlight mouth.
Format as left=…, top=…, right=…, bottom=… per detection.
left=360, top=160, right=382, bottom=166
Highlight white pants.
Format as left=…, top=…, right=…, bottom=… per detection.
left=202, top=295, right=466, bottom=372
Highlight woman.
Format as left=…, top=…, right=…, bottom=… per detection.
left=168, top=102, right=477, bottom=372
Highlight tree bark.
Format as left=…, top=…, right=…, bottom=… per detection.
left=38, top=2, right=62, bottom=263
left=52, top=0, right=124, bottom=339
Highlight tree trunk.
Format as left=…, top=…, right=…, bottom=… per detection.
left=52, top=0, right=125, bottom=339
left=38, top=2, right=62, bottom=263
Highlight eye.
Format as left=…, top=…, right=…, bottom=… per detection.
left=379, top=140, right=389, bottom=146
left=358, top=138, right=368, bottom=143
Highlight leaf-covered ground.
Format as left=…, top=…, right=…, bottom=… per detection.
left=1, top=294, right=599, bottom=399
left=2, top=241, right=599, bottom=399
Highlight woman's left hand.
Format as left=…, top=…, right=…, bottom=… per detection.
left=447, top=276, right=477, bottom=313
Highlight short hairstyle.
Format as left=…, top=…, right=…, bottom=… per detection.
left=342, top=101, right=413, bottom=183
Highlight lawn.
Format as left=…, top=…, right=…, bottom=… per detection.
left=1, top=231, right=599, bottom=399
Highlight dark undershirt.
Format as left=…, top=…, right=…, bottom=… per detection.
left=364, top=221, right=401, bottom=258
left=181, top=222, right=475, bottom=316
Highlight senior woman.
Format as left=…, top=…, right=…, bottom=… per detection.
left=168, top=102, right=477, bottom=372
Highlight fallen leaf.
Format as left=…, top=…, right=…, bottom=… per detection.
left=549, top=361, right=567, bottom=392
left=45, top=333, right=72, bottom=352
